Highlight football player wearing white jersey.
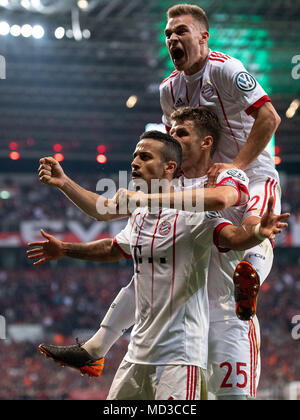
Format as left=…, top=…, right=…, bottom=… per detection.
left=160, top=4, right=282, bottom=321
left=31, top=115, right=289, bottom=400
left=111, top=107, right=280, bottom=399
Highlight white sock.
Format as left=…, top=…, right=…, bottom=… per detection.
left=83, top=278, right=136, bottom=359
left=242, top=239, right=274, bottom=284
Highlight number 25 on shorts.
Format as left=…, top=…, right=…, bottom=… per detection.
left=220, top=362, right=247, bottom=389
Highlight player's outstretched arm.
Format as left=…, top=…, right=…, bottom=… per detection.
left=114, top=186, right=240, bottom=213
left=27, top=229, right=124, bottom=266
left=38, top=157, right=128, bottom=222
left=218, top=197, right=289, bottom=251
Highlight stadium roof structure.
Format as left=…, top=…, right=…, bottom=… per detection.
left=0, top=0, right=299, bottom=172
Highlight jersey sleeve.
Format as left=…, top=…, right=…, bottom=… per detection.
left=212, top=57, right=271, bottom=115
left=160, top=82, right=173, bottom=131
left=215, top=168, right=250, bottom=206
left=113, top=218, right=132, bottom=259
left=190, top=212, right=233, bottom=253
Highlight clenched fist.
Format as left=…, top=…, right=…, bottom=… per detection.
left=38, top=156, right=66, bottom=189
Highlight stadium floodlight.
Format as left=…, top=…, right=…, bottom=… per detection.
left=9, top=151, right=20, bottom=160
left=54, top=27, right=65, bottom=39
left=0, top=21, right=10, bottom=36
left=21, top=0, right=30, bottom=9
left=286, top=99, right=300, bottom=119
left=96, top=154, right=107, bottom=164
left=126, top=95, right=138, bottom=108
left=66, top=29, right=73, bottom=39
left=0, top=0, right=9, bottom=7
left=0, top=190, right=10, bottom=199
left=77, top=0, right=89, bottom=10
left=10, top=25, right=21, bottom=37
left=21, top=24, right=33, bottom=38
left=32, top=25, right=44, bottom=39
left=82, top=29, right=91, bottom=39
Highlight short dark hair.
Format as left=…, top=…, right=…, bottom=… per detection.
left=167, top=4, right=209, bottom=31
left=171, top=106, right=221, bottom=157
left=139, top=130, right=182, bottom=177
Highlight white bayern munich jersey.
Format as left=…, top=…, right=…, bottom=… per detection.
left=176, top=169, right=251, bottom=322
left=160, top=50, right=279, bottom=183
left=113, top=204, right=232, bottom=369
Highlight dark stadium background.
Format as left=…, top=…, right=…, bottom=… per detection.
left=0, top=0, right=299, bottom=400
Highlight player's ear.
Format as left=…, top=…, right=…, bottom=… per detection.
left=201, top=135, right=213, bottom=153
left=165, top=160, right=177, bottom=177
left=201, top=30, right=209, bottom=44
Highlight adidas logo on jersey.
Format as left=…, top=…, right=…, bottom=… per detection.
left=175, top=97, right=185, bottom=108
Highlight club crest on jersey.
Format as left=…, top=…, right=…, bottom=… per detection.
left=235, top=72, right=257, bottom=92
left=159, top=221, right=172, bottom=236
left=201, top=83, right=215, bottom=99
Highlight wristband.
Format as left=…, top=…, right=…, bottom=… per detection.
left=254, top=223, right=266, bottom=241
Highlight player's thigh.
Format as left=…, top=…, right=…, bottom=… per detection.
left=208, top=318, right=260, bottom=399
left=155, top=365, right=207, bottom=400
left=107, top=359, right=154, bottom=400
left=245, top=178, right=281, bottom=219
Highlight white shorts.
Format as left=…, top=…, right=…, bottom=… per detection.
left=107, top=359, right=207, bottom=400
left=208, top=317, right=261, bottom=399
left=243, top=176, right=281, bottom=222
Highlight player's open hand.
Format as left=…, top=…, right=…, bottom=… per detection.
left=259, top=197, right=290, bottom=240
left=207, top=163, right=239, bottom=187
left=38, top=156, right=66, bottom=188
left=26, top=229, right=65, bottom=266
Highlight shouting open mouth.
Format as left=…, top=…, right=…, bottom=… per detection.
left=170, top=47, right=185, bottom=64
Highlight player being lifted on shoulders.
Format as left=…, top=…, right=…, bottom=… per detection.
left=160, top=4, right=282, bottom=320
left=29, top=109, right=289, bottom=400
left=29, top=129, right=288, bottom=400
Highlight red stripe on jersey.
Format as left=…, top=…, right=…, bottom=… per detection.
left=161, top=70, right=179, bottom=86
left=248, top=321, right=254, bottom=397
left=135, top=212, right=147, bottom=309
left=245, top=95, right=271, bottom=115
left=198, top=77, right=203, bottom=106
left=209, top=57, right=226, bottom=63
left=211, top=51, right=231, bottom=60
left=259, top=178, right=271, bottom=217
left=192, top=366, right=197, bottom=400
left=169, top=212, right=179, bottom=318
left=186, top=366, right=190, bottom=400
left=213, top=222, right=232, bottom=253
left=185, top=82, right=190, bottom=105
left=269, top=179, right=275, bottom=209
left=150, top=210, right=162, bottom=318
left=170, top=80, right=175, bottom=105
left=130, top=212, right=140, bottom=234
left=273, top=182, right=278, bottom=209
left=249, top=320, right=259, bottom=398
left=252, top=320, right=259, bottom=398
left=189, top=366, right=194, bottom=400
left=165, top=125, right=171, bottom=133
left=216, top=89, right=240, bottom=154
left=112, top=237, right=132, bottom=259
